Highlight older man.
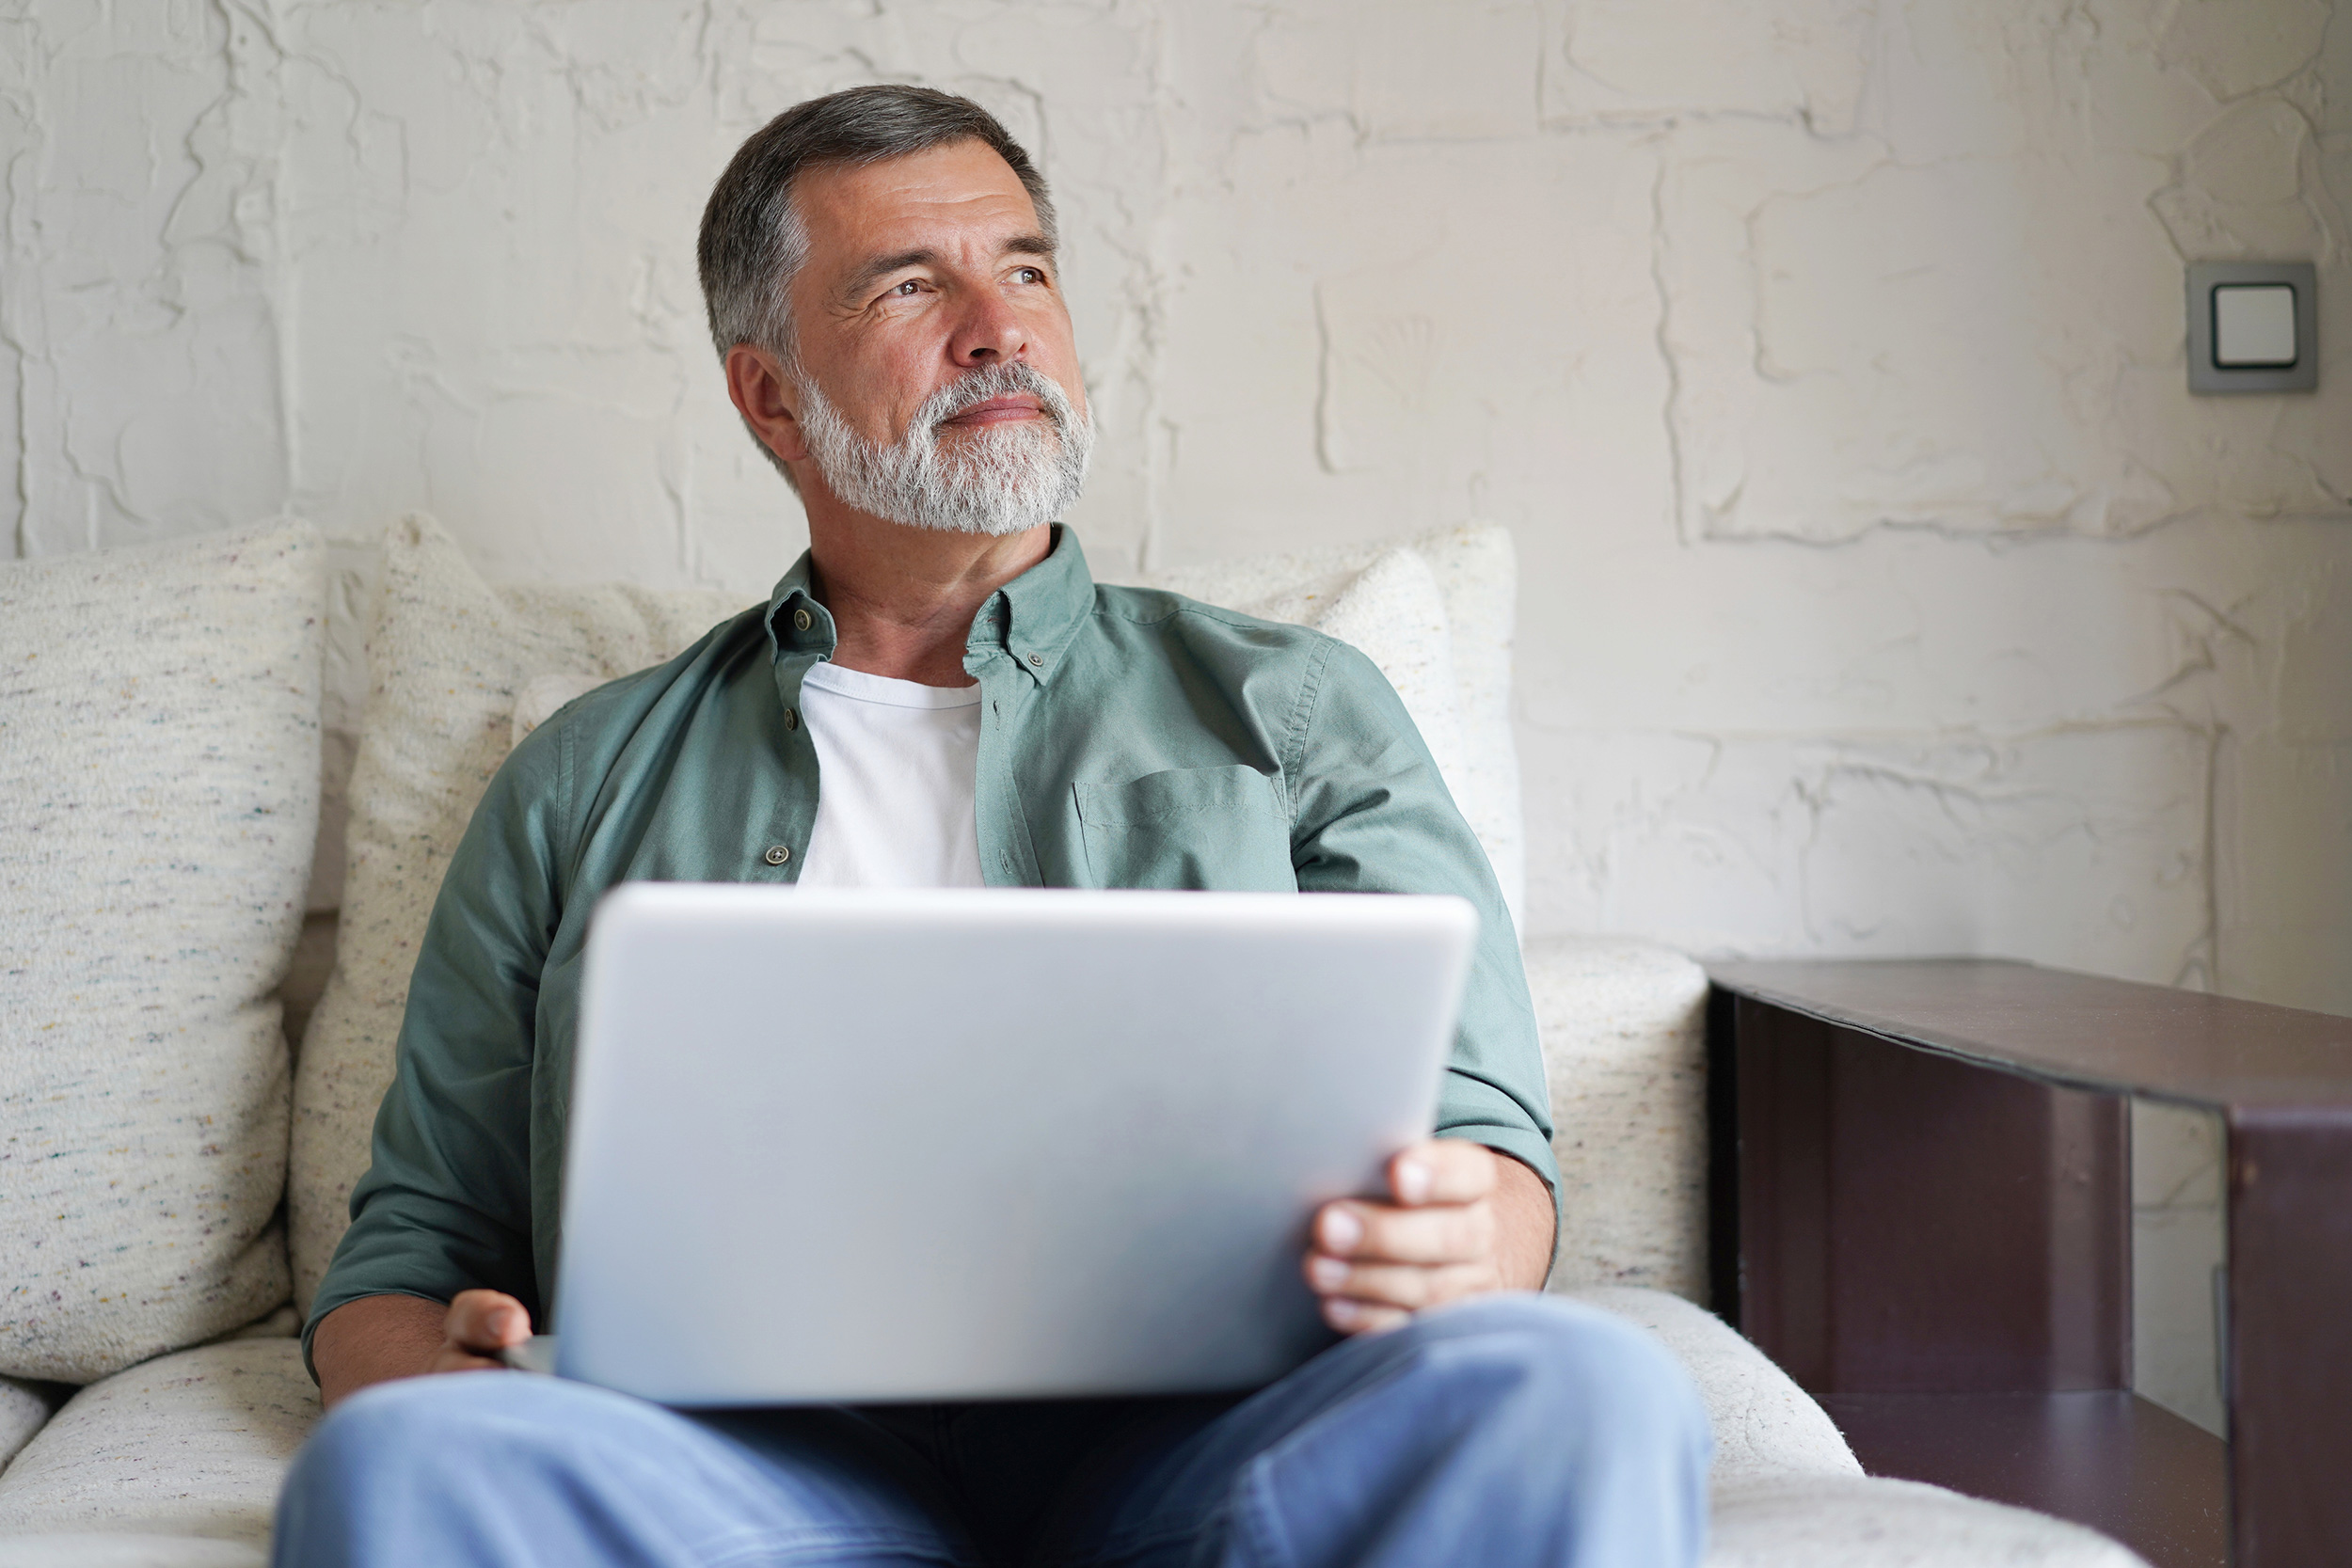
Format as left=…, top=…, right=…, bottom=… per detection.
left=274, top=86, right=1708, bottom=1567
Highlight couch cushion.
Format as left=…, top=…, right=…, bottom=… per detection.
left=0, top=1382, right=57, bottom=1473
left=0, top=1538, right=262, bottom=1567
left=1570, top=1289, right=2147, bottom=1566
left=1707, top=1474, right=2148, bottom=1567
left=1565, top=1287, right=1858, bottom=1487
left=288, top=518, right=750, bottom=1309
left=0, top=522, right=322, bottom=1382
left=0, top=1340, right=312, bottom=1560
left=0, top=1299, right=2139, bottom=1568
left=1529, top=938, right=1710, bottom=1300
left=1136, top=522, right=1524, bottom=927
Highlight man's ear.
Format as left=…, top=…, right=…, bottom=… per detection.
left=724, top=343, right=810, bottom=467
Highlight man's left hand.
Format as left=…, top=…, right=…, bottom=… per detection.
left=1303, top=1140, right=1557, bottom=1334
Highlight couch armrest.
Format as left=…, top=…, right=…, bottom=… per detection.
left=1523, top=936, right=1708, bottom=1300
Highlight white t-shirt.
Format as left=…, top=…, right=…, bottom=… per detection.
left=794, top=660, right=985, bottom=888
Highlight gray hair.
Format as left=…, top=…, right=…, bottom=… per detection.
left=697, top=84, right=1057, bottom=372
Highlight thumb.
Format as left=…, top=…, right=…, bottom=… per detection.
left=446, top=1291, right=531, bottom=1352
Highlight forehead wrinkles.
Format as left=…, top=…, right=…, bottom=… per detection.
left=793, top=147, right=1044, bottom=279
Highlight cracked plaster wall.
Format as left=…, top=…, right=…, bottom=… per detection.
left=5, top=0, right=2347, bottom=1012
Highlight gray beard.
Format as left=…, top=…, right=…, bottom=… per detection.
left=796, top=361, right=1092, bottom=537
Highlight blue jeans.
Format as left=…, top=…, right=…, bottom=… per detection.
left=273, top=1294, right=1709, bottom=1567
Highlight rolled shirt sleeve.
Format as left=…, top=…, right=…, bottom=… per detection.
left=1287, top=641, right=1560, bottom=1206
left=303, top=726, right=564, bottom=1372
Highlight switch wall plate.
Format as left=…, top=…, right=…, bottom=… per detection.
left=2187, top=261, right=2317, bottom=394
left=2213, top=284, right=2297, bottom=367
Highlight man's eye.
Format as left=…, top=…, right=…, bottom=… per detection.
left=1013, top=266, right=1044, bottom=285
left=891, top=280, right=922, bottom=297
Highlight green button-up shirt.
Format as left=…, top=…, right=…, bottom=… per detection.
left=309, top=527, right=1555, bottom=1362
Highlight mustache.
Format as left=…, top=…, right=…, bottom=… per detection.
left=911, top=363, right=1079, bottom=438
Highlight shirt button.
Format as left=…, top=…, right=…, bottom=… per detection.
left=793, top=608, right=812, bottom=632
left=1027, top=653, right=1043, bottom=666
left=783, top=706, right=798, bottom=731
left=763, top=845, right=791, bottom=866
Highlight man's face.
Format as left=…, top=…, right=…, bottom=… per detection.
left=785, top=138, right=1088, bottom=467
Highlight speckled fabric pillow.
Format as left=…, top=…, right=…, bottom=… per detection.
left=288, top=517, right=746, bottom=1311
left=0, top=521, right=322, bottom=1382
left=1136, top=524, right=1523, bottom=929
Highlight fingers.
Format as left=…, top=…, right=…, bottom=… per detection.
left=1315, top=1196, right=1496, bottom=1267
left=444, top=1290, right=531, bottom=1355
left=1322, top=1296, right=1411, bottom=1335
left=1307, top=1255, right=1498, bottom=1311
left=1303, top=1145, right=1509, bottom=1338
left=429, top=1346, right=511, bottom=1376
left=1387, top=1139, right=1496, bottom=1207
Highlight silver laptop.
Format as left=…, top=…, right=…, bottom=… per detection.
left=550, top=884, right=1477, bottom=1406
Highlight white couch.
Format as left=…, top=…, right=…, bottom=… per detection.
left=0, top=520, right=2144, bottom=1567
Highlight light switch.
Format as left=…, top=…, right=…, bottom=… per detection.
left=2213, top=284, right=2297, bottom=367
left=2187, top=261, right=2316, bottom=393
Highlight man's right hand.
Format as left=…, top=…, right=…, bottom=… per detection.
left=311, top=1290, right=532, bottom=1410
left=431, top=1290, right=534, bottom=1373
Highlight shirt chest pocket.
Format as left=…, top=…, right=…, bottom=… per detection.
left=1071, top=765, right=1296, bottom=892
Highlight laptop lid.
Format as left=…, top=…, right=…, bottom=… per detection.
left=554, top=884, right=1477, bottom=1405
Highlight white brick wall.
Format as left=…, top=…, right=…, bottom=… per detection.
left=5, top=0, right=2346, bottom=1012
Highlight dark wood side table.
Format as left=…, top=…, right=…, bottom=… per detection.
left=1707, top=959, right=2352, bottom=1568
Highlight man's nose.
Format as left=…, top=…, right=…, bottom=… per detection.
left=949, top=288, right=1028, bottom=367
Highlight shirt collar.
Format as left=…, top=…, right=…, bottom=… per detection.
left=763, top=552, right=834, bottom=659
left=762, top=525, right=1095, bottom=687
left=965, top=525, right=1093, bottom=685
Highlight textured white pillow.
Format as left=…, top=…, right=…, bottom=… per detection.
left=289, top=517, right=746, bottom=1309
left=1136, top=524, right=1523, bottom=927
left=0, top=521, right=322, bottom=1381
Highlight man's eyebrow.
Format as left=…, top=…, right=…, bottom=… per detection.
left=840, top=247, right=940, bottom=303
left=838, top=233, right=1061, bottom=303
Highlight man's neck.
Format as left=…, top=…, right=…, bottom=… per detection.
left=804, top=507, right=1052, bottom=688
